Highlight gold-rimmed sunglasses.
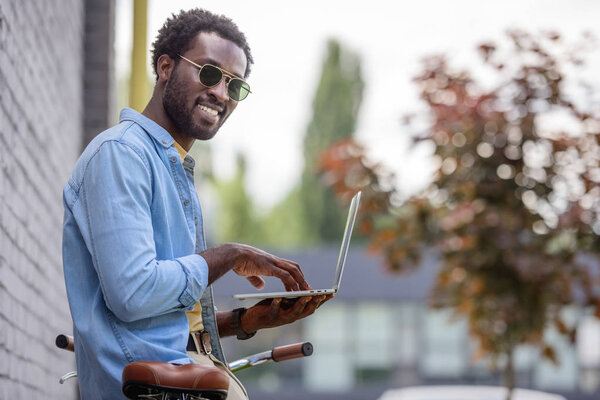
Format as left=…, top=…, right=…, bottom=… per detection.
left=178, top=55, right=251, bottom=101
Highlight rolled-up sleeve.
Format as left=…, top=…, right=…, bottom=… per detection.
left=79, top=141, right=208, bottom=322
left=176, top=254, right=209, bottom=307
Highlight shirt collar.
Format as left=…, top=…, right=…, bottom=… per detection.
left=119, top=108, right=175, bottom=149
left=172, top=140, right=188, bottom=162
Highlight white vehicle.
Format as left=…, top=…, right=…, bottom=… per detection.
left=378, top=385, right=567, bottom=400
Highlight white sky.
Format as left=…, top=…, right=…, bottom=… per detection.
left=115, top=0, right=600, bottom=208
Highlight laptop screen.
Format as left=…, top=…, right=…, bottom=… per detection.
left=332, top=191, right=361, bottom=291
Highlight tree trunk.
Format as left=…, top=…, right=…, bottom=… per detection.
left=504, top=349, right=515, bottom=400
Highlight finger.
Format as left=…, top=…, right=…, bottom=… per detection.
left=272, top=258, right=310, bottom=290
left=256, top=298, right=272, bottom=307
left=304, top=301, right=320, bottom=314
left=279, top=257, right=304, bottom=276
left=307, top=296, right=324, bottom=308
left=291, top=296, right=311, bottom=315
left=270, top=298, right=282, bottom=319
left=232, top=249, right=308, bottom=291
left=262, top=259, right=301, bottom=291
left=295, top=296, right=326, bottom=317
left=276, top=264, right=306, bottom=291
left=280, top=297, right=300, bottom=310
left=313, top=295, right=326, bottom=304
left=246, top=275, right=265, bottom=289
left=316, top=294, right=333, bottom=308
left=300, top=297, right=324, bottom=316
left=233, top=260, right=299, bottom=290
left=288, top=300, right=319, bottom=323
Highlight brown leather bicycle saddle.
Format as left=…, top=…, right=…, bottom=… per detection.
left=122, top=361, right=229, bottom=400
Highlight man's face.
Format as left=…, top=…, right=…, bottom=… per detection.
left=163, top=32, right=248, bottom=141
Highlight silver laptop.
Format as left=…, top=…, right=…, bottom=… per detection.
left=233, top=191, right=361, bottom=301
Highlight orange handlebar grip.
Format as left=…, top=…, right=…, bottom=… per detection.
left=272, top=342, right=313, bottom=362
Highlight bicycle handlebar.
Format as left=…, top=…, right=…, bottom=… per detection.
left=228, top=342, right=312, bottom=372
left=56, top=334, right=75, bottom=352
left=272, top=342, right=313, bottom=362
left=55, top=334, right=313, bottom=373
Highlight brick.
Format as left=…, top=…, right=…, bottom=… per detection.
left=0, top=0, right=102, bottom=398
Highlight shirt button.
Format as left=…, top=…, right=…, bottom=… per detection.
left=170, top=157, right=177, bottom=163
left=184, top=200, right=190, bottom=206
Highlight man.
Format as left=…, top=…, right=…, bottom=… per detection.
left=62, top=9, right=329, bottom=399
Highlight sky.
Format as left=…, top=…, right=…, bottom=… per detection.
left=115, top=0, right=600, bottom=208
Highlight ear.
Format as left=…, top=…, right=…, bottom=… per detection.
left=156, top=54, right=175, bottom=82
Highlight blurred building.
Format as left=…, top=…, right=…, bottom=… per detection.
left=0, top=0, right=114, bottom=398
left=213, top=247, right=600, bottom=400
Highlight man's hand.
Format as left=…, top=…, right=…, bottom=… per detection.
left=240, top=295, right=333, bottom=333
left=202, top=243, right=310, bottom=291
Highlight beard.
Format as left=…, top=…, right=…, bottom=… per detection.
left=162, top=67, right=221, bottom=141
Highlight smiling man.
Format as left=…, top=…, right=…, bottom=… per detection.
left=62, top=9, right=329, bottom=400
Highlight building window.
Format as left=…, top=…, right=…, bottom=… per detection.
left=355, top=302, right=394, bottom=384
left=577, top=315, right=600, bottom=393
left=420, top=308, right=468, bottom=379
left=304, top=303, right=353, bottom=391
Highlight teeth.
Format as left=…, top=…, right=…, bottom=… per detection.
left=199, top=105, right=218, bottom=116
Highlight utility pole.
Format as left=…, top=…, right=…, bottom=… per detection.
left=129, top=0, right=149, bottom=111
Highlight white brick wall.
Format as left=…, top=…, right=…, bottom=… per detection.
left=0, top=0, right=84, bottom=398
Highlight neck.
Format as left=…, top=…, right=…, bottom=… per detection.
left=142, top=94, right=195, bottom=151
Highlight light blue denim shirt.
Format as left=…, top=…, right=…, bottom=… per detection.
left=62, top=108, right=210, bottom=399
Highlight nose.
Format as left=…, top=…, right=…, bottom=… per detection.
left=206, top=79, right=229, bottom=103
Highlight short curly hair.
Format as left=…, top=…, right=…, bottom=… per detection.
left=151, top=9, right=254, bottom=79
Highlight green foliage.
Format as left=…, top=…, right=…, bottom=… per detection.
left=259, top=188, right=312, bottom=249
left=212, top=154, right=260, bottom=245
left=212, top=39, right=365, bottom=248
left=299, top=39, right=364, bottom=243
left=304, top=40, right=364, bottom=171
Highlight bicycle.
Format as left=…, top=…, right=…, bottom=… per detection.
left=56, top=334, right=313, bottom=399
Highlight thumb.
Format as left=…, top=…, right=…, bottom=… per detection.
left=246, top=275, right=265, bottom=289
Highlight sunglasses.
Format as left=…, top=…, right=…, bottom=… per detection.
left=178, top=55, right=251, bottom=101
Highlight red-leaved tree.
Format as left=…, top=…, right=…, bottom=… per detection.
left=320, top=30, right=600, bottom=395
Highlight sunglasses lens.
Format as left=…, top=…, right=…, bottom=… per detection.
left=228, top=79, right=251, bottom=101
left=197, top=63, right=250, bottom=101
left=198, top=65, right=223, bottom=87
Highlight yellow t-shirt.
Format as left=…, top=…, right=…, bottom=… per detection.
left=173, top=141, right=204, bottom=333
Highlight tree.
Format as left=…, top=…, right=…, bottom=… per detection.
left=210, top=39, right=364, bottom=249
left=212, top=154, right=260, bottom=245
left=320, top=31, right=600, bottom=397
left=259, top=187, right=312, bottom=248
left=299, top=39, right=364, bottom=244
